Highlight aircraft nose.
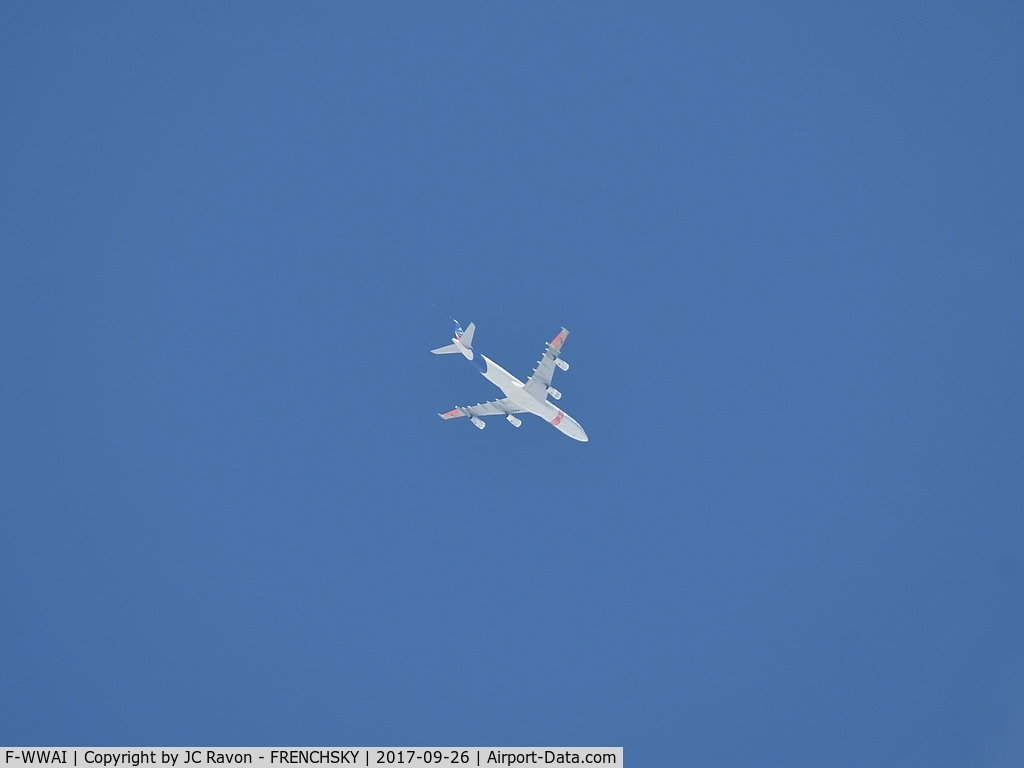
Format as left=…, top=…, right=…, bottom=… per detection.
left=570, top=419, right=589, bottom=442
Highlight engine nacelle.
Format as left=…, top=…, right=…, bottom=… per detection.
left=470, top=416, right=486, bottom=430
left=555, top=358, right=569, bottom=372
left=506, top=414, right=522, bottom=428
left=547, top=387, right=562, bottom=401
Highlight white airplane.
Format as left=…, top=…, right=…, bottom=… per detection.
left=432, top=320, right=589, bottom=442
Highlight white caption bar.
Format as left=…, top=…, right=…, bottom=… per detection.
left=1, top=750, right=622, bottom=768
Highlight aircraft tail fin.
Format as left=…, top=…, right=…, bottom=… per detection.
left=433, top=319, right=474, bottom=354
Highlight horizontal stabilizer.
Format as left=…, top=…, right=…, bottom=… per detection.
left=460, top=322, right=475, bottom=348
left=431, top=343, right=462, bottom=355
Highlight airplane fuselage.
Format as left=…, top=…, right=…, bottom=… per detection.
left=452, top=336, right=588, bottom=441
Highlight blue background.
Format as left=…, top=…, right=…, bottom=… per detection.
left=2, top=3, right=1022, bottom=765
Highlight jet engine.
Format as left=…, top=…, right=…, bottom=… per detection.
left=547, top=387, right=562, bottom=400
left=555, top=358, right=569, bottom=371
left=470, top=416, right=486, bottom=429
left=506, top=414, right=522, bottom=428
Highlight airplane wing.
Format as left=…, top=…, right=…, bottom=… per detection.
left=439, top=398, right=526, bottom=420
left=524, top=328, right=569, bottom=399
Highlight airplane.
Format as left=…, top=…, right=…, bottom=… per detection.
left=432, top=320, right=589, bottom=442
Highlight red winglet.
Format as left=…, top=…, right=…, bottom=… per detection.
left=550, top=328, right=569, bottom=351
left=439, top=408, right=465, bottom=420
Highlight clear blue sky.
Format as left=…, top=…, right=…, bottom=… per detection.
left=2, top=3, right=1022, bottom=765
